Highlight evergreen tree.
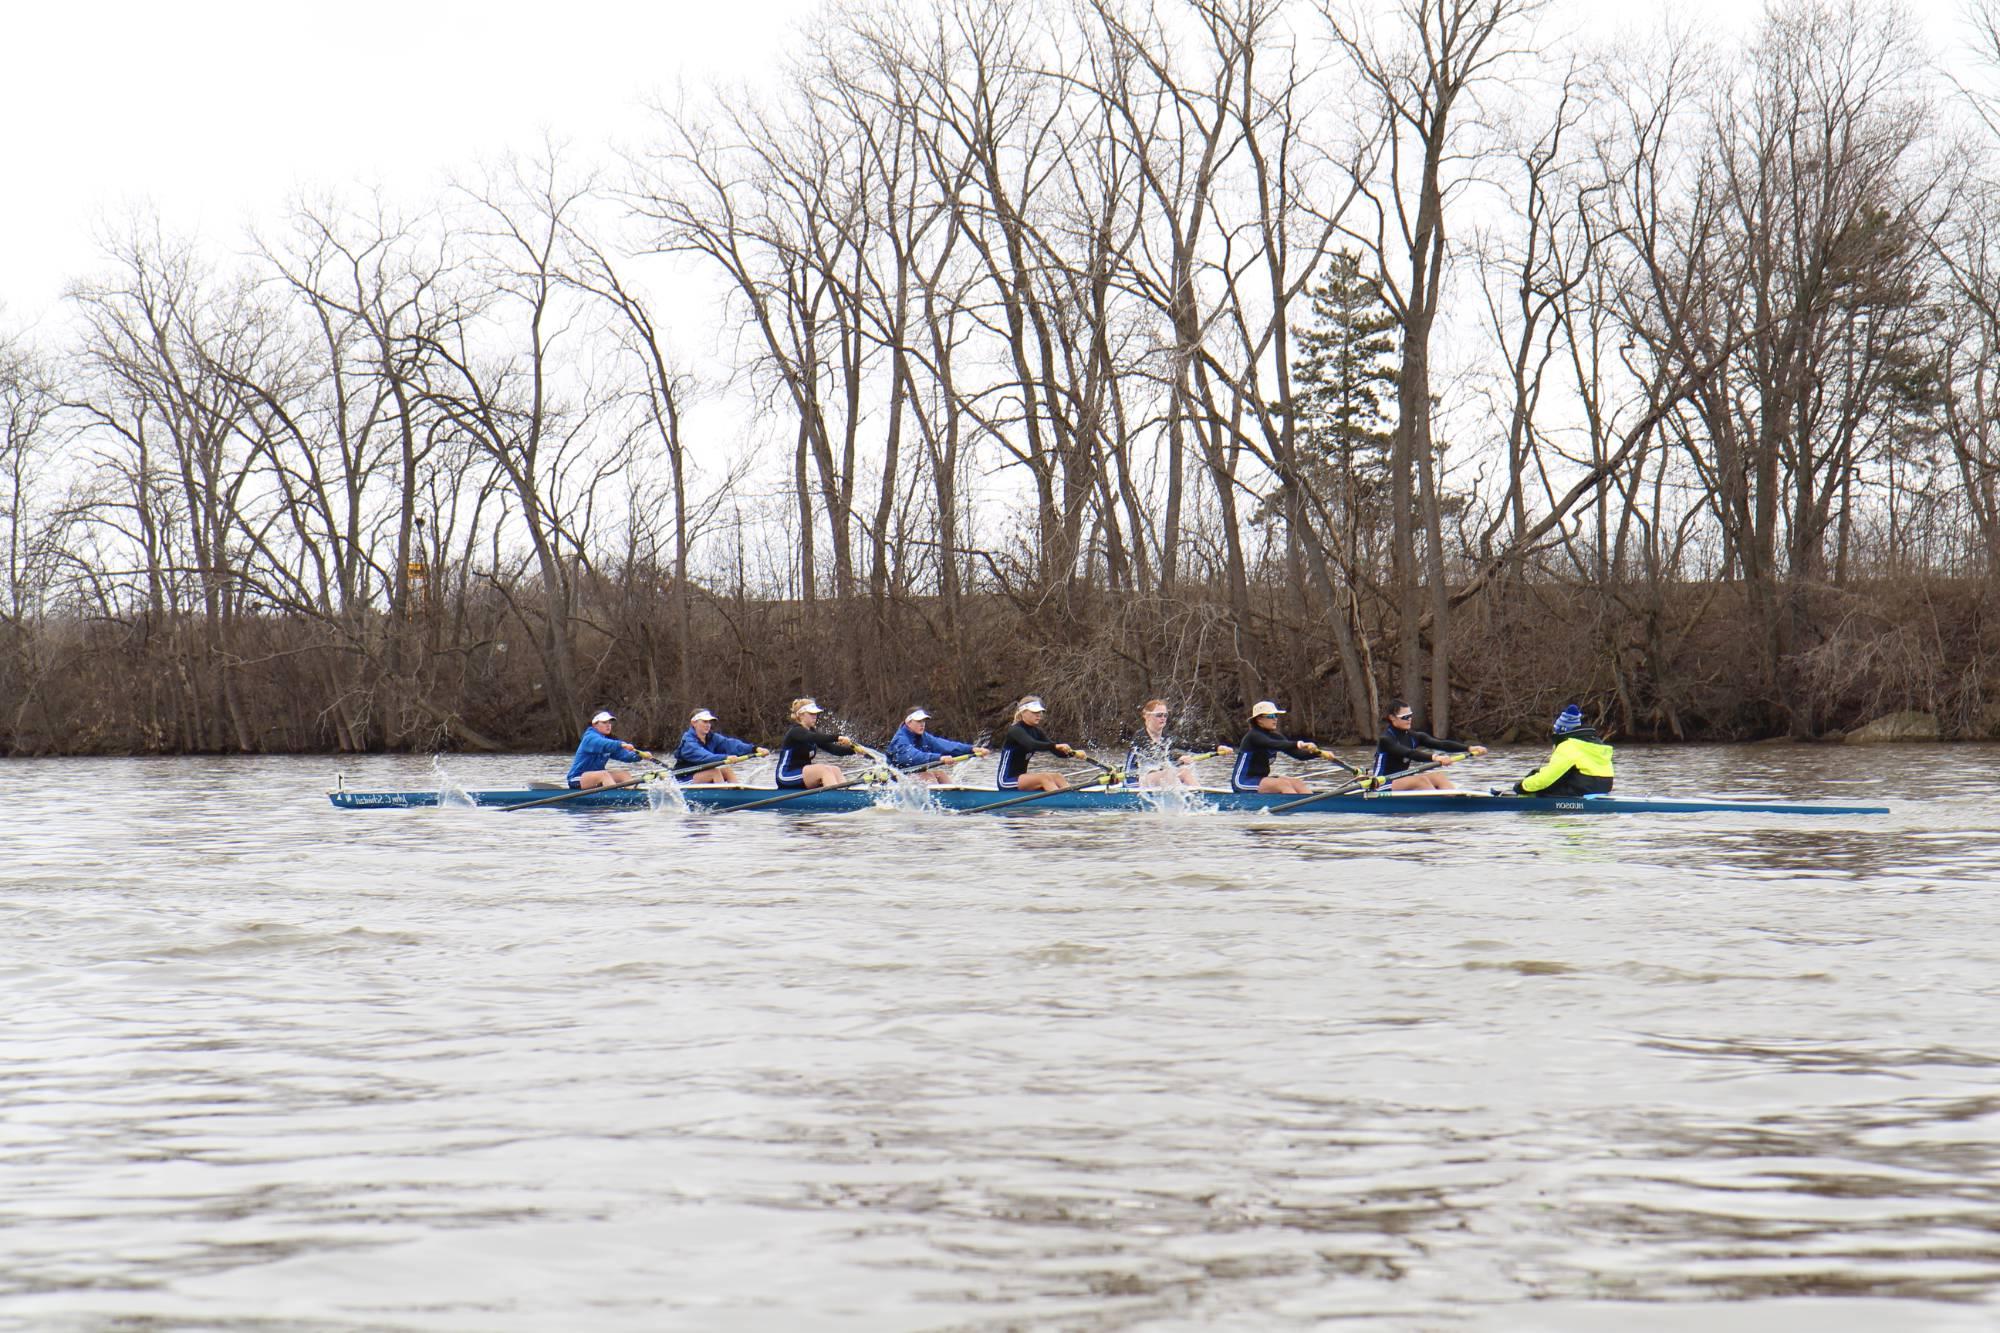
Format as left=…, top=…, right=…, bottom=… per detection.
left=1282, top=251, right=1401, bottom=547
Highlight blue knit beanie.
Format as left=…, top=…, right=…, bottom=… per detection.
left=1552, top=704, right=1586, bottom=736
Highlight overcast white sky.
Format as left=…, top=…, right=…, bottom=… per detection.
left=0, top=0, right=819, bottom=324
left=0, top=0, right=1982, bottom=332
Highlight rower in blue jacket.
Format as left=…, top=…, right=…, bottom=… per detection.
left=566, top=709, right=655, bottom=790
left=675, top=708, right=768, bottom=785
left=885, top=708, right=988, bottom=783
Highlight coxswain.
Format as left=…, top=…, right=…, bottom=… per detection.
left=566, top=709, right=654, bottom=790
left=1125, top=698, right=1232, bottom=788
left=1372, top=698, right=1486, bottom=791
left=1512, top=704, right=1615, bottom=798
left=1231, top=701, right=1325, bottom=795
left=774, top=698, right=857, bottom=789
left=676, top=708, right=768, bottom=784
left=997, top=697, right=1084, bottom=793
left=885, top=708, right=987, bottom=783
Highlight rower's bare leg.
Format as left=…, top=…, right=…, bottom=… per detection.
left=1258, top=775, right=1312, bottom=795
left=690, top=767, right=735, bottom=784
left=801, top=763, right=846, bottom=788
left=1177, top=766, right=1201, bottom=788
left=1138, top=769, right=1176, bottom=790
left=1017, top=771, right=1067, bottom=792
left=1392, top=771, right=1454, bottom=791
left=579, top=768, right=631, bottom=791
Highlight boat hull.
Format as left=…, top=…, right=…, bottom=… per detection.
left=327, top=785, right=1888, bottom=817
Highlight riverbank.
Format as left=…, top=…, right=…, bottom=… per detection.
left=5, top=576, right=1995, bottom=756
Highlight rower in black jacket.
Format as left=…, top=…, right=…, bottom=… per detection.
left=774, top=697, right=857, bottom=789
left=996, top=696, right=1084, bottom=792
left=1372, top=697, right=1486, bottom=791
left=1231, top=701, right=1326, bottom=794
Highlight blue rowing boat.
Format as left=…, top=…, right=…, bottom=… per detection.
left=327, top=783, right=1888, bottom=816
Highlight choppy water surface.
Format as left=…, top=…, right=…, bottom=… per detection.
left=2, top=746, right=1997, bottom=1331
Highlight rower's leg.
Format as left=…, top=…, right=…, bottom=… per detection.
left=801, top=763, right=845, bottom=788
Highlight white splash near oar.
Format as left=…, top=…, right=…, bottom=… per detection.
left=851, top=738, right=940, bottom=812
left=430, top=755, right=477, bottom=810
left=645, top=767, right=691, bottom=815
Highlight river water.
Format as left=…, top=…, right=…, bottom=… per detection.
left=1, top=745, right=1995, bottom=1331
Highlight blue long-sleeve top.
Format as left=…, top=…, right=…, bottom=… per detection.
left=676, top=726, right=756, bottom=767
left=885, top=724, right=973, bottom=770
left=566, top=728, right=642, bottom=786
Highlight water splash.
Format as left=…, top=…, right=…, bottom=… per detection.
left=872, top=769, right=943, bottom=814
left=646, top=772, right=690, bottom=815
left=430, top=755, right=477, bottom=809
left=1134, top=781, right=1211, bottom=815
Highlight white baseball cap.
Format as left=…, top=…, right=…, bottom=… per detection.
left=791, top=697, right=823, bottom=715
left=591, top=710, right=616, bottom=723
left=689, top=709, right=717, bottom=724
left=905, top=708, right=931, bottom=723
left=1249, top=700, right=1285, bottom=718
left=1018, top=696, right=1047, bottom=712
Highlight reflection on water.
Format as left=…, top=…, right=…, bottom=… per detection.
left=0, top=746, right=1996, bottom=1330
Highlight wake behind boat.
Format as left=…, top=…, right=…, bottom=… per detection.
left=327, top=780, right=1888, bottom=817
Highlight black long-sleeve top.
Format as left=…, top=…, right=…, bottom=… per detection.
left=998, top=722, right=1065, bottom=785
left=1373, top=726, right=1473, bottom=777
left=775, top=723, right=855, bottom=782
left=1232, top=727, right=1316, bottom=786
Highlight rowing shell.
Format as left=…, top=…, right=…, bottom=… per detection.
left=326, top=785, right=1889, bottom=816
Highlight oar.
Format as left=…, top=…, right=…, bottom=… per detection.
left=717, top=763, right=895, bottom=813
left=1070, top=751, right=1121, bottom=781
left=978, top=767, right=1120, bottom=812
left=1269, top=758, right=1453, bottom=814
left=501, top=757, right=729, bottom=812
left=887, top=753, right=973, bottom=781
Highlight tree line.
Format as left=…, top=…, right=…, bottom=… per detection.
left=5, top=0, right=2000, bottom=758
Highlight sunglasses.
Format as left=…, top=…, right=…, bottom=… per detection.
left=1393, top=712, right=1413, bottom=721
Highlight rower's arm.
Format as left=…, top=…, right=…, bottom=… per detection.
left=1379, top=730, right=1432, bottom=764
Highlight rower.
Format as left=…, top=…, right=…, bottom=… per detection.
left=1125, top=698, right=1232, bottom=789
left=1511, top=704, right=1615, bottom=798
left=1373, top=698, right=1486, bottom=791
left=566, top=709, right=654, bottom=790
left=997, top=696, right=1083, bottom=793
left=774, top=698, right=857, bottom=790
left=1231, top=701, right=1325, bottom=795
left=676, top=708, right=768, bottom=784
left=886, top=708, right=988, bottom=783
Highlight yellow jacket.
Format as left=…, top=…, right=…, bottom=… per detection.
left=1516, top=735, right=1615, bottom=796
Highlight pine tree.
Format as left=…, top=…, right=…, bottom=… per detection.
left=1283, top=251, right=1400, bottom=551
